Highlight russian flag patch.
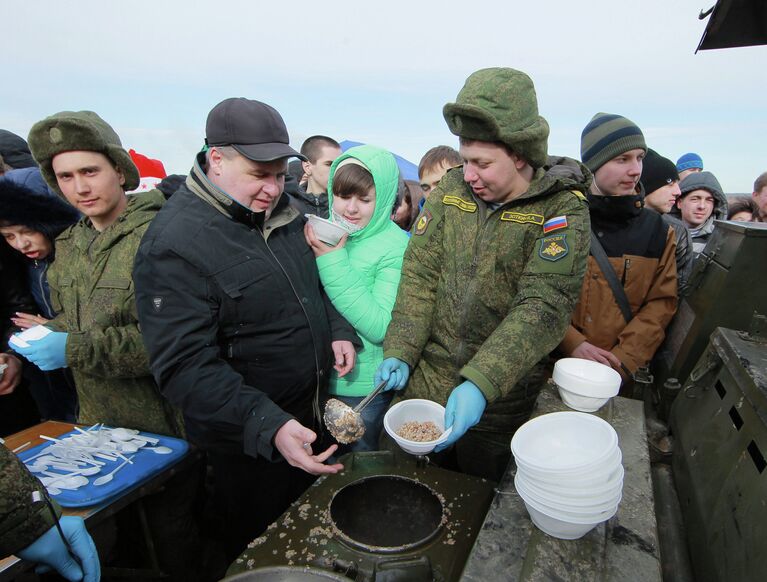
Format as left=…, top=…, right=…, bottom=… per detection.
left=542, top=215, right=568, bottom=233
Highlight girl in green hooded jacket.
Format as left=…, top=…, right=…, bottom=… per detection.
left=304, top=145, right=408, bottom=452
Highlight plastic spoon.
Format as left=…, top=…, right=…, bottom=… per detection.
left=145, top=446, right=172, bottom=455
left=93, top=455, right=134, bottom=486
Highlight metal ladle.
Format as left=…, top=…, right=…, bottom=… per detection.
left=324, top=380, right=388, bottom=444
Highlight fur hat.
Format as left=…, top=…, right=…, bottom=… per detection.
left=0, top=168, right=81, bottom=242
left=443, top=68, right=549, bottom=168
left=27, top=111, right=139, bottom=195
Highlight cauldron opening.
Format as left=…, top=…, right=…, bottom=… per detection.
left=329, top=475, right=444, bottom=552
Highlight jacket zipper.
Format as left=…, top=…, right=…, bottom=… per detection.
left=258, top=226, right=324, bottom=424
left=35, top=261, right=53, bottom=318
left=621, top=258, right=631, bottom=286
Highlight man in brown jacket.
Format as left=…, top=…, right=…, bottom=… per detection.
left=559, top=113, right=678, bottom=379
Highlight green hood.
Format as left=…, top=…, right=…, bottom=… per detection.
left=327, top=145, right=399, bottom=242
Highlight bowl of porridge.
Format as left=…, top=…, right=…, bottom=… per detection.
left=384, top=399, right=452, bottom=455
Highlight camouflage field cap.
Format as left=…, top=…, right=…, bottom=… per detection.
left=443, top=68, right=550, bottom=168
left=28, top=111, right=140, bottom=195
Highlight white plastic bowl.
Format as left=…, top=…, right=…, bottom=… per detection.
left=514, top=444, right=622, bottom=480
left=520, top=464, right=625, bottom=499
left=522, top=499, right=612, bottom=540
left=553, top=358, right=621, bottom=412
left=305, top=214, right=350, bottom=245
left=515, top=474, right=622, bottom=514
left=383, top=399, right=452, bottom=455
left=511, top=412, right=619, bottom=472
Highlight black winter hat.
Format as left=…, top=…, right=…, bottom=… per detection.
left=641, top=149, right=678, bottom=195
left=0, top=170, right=81, bottom=242
left=0, top=130, right=36, bottom=169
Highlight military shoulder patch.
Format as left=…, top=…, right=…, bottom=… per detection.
left=542, top=215, right=568, bottom=233
left=500, top=211, right=544, bottom=225
left=538, top=234, right=569, bottom=262
left=443, top=195, right=477, bottom=212
left=414, top=210, right=432, bottom=235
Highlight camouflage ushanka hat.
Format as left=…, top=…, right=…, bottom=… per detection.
left=443, top=67, right=550, bottom=168
left=28, top=111, right=140, bottom=195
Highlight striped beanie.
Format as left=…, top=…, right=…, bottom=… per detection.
left=580, top=112, right=647, bottom=173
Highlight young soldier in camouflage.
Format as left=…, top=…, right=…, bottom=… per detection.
left=23, top=113, right=202, bottom=581
left=22, top=112, right=182, bottom=437
left=376, top=68, right=591, bottom=481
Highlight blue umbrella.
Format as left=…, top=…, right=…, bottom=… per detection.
left=339, top=140, right=419, bottom=182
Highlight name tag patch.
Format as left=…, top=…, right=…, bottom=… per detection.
left=543, top=215, right=568, bottom=233
left=500, top=212, right=544, bottom=225
left=539, top=234, right=569, bottom=262
left=443, top=195, right=477, bottom=212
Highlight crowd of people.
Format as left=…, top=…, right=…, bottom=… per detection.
left=1, top=66, right=765, bottom=581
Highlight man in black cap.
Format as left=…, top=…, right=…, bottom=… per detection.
left=133, top=98, right=359, bottom=560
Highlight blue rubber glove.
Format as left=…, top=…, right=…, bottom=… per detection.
left=14, top=331, right=68, bottom=371
left=434, top=381, right=487, bottom=452
left=17, top=516, right=100, bottom=582
left=374, top=357, right=410, bottom=391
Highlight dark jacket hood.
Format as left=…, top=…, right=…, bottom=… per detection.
left=678, top=171, right=728, bottom=220
left=0, top=130, right=36, bottom=169
left=0, top=168, right=80, bottom=242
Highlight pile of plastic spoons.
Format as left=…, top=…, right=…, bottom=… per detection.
left=21, top=424, right=173, bottom=496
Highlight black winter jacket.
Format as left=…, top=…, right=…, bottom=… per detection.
left=133, top=162, right=359, bottom=460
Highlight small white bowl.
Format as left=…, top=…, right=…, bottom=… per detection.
left=553, top=358, right=621, bottom=412
left=511, top=412, right=619, bottom=473
left=520, top=464, right=625, bottom=498
left=522, top=499, right=613, bottom=540
left=383, top=399, right=452, bottom=455
left=515, top=474, right=622, bottom=514
left=305, top=214, right=350, bottom=245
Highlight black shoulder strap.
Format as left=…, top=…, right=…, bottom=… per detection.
left=589, top=231, right=633, bottom=324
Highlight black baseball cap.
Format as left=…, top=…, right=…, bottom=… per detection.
left=205, top=97, right=306, bottom=162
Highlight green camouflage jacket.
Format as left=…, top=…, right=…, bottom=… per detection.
left=0, top=444, right=59, bottom=556
left=384, top=158, right=591, bottom=432
left=47, top=190, right=183, bottom=436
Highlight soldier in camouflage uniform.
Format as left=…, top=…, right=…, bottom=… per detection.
left=376, top=68, right=591, bottom=480
left=1, top=444, right=99, bottom=579
left=21, top=113, right=202, bottom=581
left=21, top=111, right=182, bottom=437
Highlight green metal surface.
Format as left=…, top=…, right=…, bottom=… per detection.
left=226, top=451, right=496, bottom=581
left=670, top=327, right=767, bottom=582
left=655, top=221, right=767, bottom=404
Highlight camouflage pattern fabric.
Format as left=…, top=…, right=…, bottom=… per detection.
left=46, top=190, right=183, bottom=437
left=384, top=159, right=591, bottom=432
left=0, top=444, right=59, bottom=556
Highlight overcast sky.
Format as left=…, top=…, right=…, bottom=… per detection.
left=3, top=0, right=765, bottom=192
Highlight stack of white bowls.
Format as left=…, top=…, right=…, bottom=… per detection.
left=511, top=411, right=623, bottom=540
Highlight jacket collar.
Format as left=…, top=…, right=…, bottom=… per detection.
left=187, top=152, right=299, bottom=231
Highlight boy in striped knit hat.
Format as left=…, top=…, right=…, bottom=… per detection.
left=558, top=113, right=678, bottom=386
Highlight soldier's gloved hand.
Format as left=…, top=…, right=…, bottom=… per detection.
left=15, top=330, right=68, bottom=371
left=374, top=358, right=410, bottom=391
left=18, top=516, right=101, bottom=582
left=435, top=381, right=486, bottom=452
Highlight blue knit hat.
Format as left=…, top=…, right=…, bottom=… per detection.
left=676, top=152, right=703, bottom=172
